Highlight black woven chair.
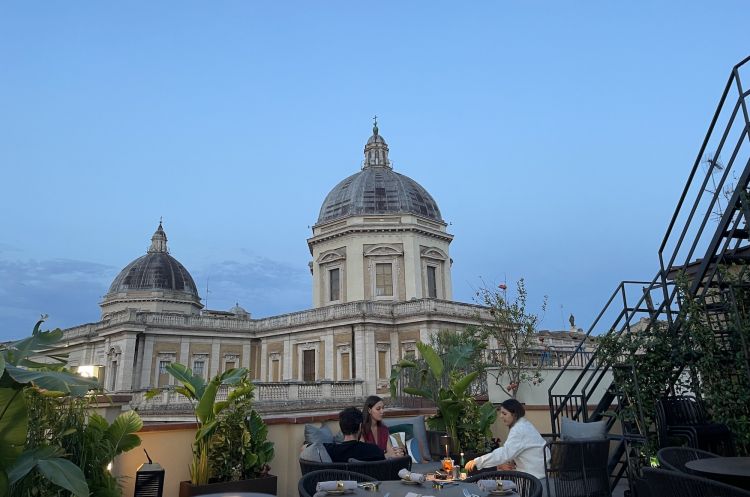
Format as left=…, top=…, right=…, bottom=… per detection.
left=641, top=467, right=750, bottom=497
left=656, top=446, right=719, bottom=474
left=299, top=455, right=411, bottom=481
left=655, top=395, right=734, bottom=455
left=465, top=470, right=543, bottom=497
left=545, top=439, right=611, bottom=497
left=298, top=469, right=377, bottom=497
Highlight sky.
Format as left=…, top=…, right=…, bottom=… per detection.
left=1, top=2, right=748, bottom=341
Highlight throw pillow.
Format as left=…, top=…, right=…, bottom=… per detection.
left=388, top=423, right=415, bottom=441
left=560, top=417, right=607, bottom=440
left=300, top=442, right=333, bottom=463
left=406, top=437, right=422, bottom=463
left=304, top=423, right=335, bottom=444
left=389, top=432, right=406, bottom=450
left=384, top=415, right=432, bottom=460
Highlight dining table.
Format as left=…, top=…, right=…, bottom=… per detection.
left=317, top=479, right=519, bottom=497
left=684, top=456, right=750, bottom=490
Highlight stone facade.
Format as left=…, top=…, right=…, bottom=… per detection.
left=51, top=124, right=590, bottom=409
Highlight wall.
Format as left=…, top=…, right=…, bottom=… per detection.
left=114, top=404, right=567, bottom=497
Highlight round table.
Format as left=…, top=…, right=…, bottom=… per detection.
left=318, top=480, right=516, bottom=497
left=684, top=457, right=750, bottom=490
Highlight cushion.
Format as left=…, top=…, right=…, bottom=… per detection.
left=388, top=423, right=415, bottom=441
left=300, top=442, right=332, bottom=463
left=384, top=415, right=431, bottom=460
left=389, top=432, right=406, bottom=449
left=304, top=423, right=335, bottom=444
left=560, top=417, right=607, bottom=440
left=406, top=437, right=421, bottom=463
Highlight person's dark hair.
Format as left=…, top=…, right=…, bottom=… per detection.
left=500, top=399, right=525, bottom=424
left=339, top=406, right=364, bottom=436
left=361, top=395, right=383, bottom=441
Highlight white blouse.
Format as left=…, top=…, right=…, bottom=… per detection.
left=473, top=417, right=547, bottom=479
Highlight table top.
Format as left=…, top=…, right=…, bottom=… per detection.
left=317, top=480, right=518, bottom=497
left=685, top=457, right=750, bottom=478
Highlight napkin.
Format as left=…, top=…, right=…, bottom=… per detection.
left=398, top=468, right=426, bottom=482
left=477, top=479, right=517, bottom=492
left=316, top=480, right=358, bottom=491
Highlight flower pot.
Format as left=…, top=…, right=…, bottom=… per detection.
left=178, top=474, right=278, bottom=497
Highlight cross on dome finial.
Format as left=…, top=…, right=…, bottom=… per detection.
left=372, top=115, right=378, bottom=135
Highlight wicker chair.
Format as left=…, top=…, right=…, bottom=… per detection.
left=299, top=455, right=412, bottom=481
left=298, top=469, right=377, bottom=497
left=656, top=446, right=719, bottom=474
left=641, top=467, right=750, bottom=497
left=544, top=439, right=611, bottom=497
left=465, top=470, right=543, bottom=497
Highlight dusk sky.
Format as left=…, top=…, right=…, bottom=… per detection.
left=1, top=2, right=748, bottom=341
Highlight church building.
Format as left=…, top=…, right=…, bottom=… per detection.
left=59, top=124, right=489, bottom=404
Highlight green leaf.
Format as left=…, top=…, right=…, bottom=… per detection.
left=106, top=410, right=143, bottom=454
left=165, top=363, right=204, bottom=400
left=4, top=365, right=97, bottom=396
left=453, top=371, right=479, bottom=396
left=417, top=343, right=443, bottom=379
left=37, top=457, right=90, bottom=496
left=0, top=469, right=8, bottom=497
left=0, top=387, right=27, bottom=470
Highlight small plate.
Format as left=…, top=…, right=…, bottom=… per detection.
left=488, top=489, right=513, bottom=496
left=401, top=478, right=422, bottom=485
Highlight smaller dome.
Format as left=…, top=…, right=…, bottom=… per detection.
left=105, top=223, right=199, bottom=299
left=230, top=302, right=250, bottom=319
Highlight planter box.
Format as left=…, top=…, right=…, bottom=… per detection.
left=178, top=475, right=277, bottom=497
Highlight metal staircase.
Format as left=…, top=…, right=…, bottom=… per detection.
left=547, top=55, right=750, bottom=495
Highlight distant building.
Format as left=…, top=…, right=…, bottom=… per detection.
left=56, top=124, right=589, bottom=409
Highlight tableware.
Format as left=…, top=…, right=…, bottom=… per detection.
left=487, top=489, right=513, bottom=496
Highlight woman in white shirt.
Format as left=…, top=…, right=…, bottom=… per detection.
left=464, top=399, right=548, bottom=493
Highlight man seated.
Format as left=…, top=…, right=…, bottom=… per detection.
left=325, top=407, right=385, bottom=463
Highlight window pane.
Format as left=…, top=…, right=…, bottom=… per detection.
left=303, top=349, right=315, bottom=382
left=193, top=360, right=205, bottom=377
left=378, top=351, right=387, bottom=378
left=427, top=266, right=437, bottom=298
left=329, top=268, right=340, bottom=301
left=375, top=263, right=393, bottom=296
left=341, top=352, right=350, bottom=380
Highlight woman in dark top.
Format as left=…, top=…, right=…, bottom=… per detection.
left=360, top=395, right=405, bottom=458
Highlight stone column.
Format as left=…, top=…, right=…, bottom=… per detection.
left=404, top=236, right=421, bottom=299
left=282, top=336, right=292, bottom=381
left=260, top=341, right=268, bottom=381
left=324, top=330, right=334, bottom=380
left=139, top=335, right=154, bottom=389
left=210, top=341, right=221, bottom=377
left=242, top=343, right=251, bottom=371
left=117, top=335, right=137, bottom=392
left=179, top=339, right=190, bottom=367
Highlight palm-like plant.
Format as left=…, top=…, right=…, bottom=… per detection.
left=389, top=341, right=488, bottom=453
left=149, top=363, right=253, bottom=485
left=0, top=318, right=99, bottom=497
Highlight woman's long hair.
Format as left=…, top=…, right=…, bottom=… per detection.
left=360, top=395, right=383, bottom=441
left=500, top=399, right=525, bottom=428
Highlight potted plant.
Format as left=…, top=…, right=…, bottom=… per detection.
left=389, top=341, right=494, bottom=457
left=148, top=363, right=276, bottom=497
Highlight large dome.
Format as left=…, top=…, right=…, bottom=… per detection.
left=317, top=125, right=443, bottom=224
left=105, top=223, right=199, bottom=299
